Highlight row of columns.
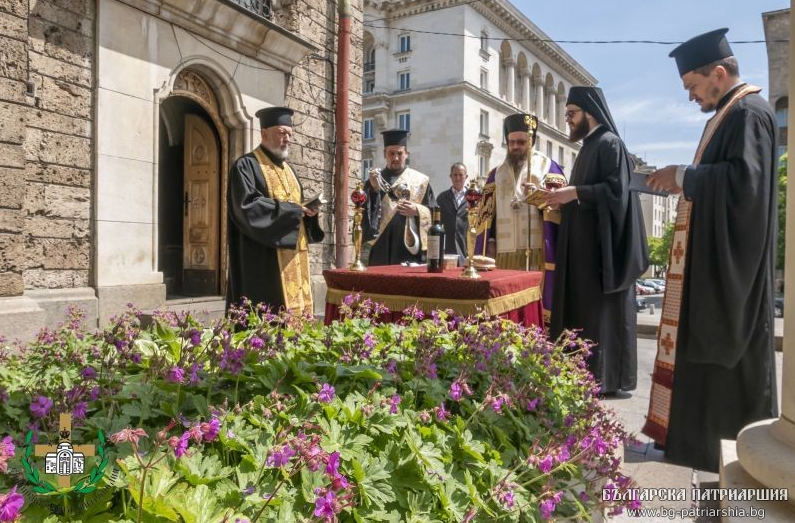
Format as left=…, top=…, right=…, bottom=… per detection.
left=502, top=59, right=565, bottom=130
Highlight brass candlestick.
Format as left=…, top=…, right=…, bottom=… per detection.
left=349, top=182, right=367, bottom=272
left=461, top=179, right=483, bottom=279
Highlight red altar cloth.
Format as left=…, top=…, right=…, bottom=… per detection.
left=323, top=265, right=543, bottom=327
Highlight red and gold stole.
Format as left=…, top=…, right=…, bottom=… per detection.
left=253, top=148, right=313, bottom=315
left=642, top=84, right=762, bottom=445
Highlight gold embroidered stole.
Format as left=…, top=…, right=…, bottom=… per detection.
left=375, top=168, right=432, bottom=251
left=252, top=148, right=313, bottom=314
left=643, top=84, right=762, bottom=445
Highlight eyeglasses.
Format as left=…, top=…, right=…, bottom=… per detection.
left=564, top=109, right=582, bottom=120
left=507, top=139, right=528, bottom=146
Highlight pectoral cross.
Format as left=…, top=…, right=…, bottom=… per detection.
left=34, top=413, right=96, bottom=488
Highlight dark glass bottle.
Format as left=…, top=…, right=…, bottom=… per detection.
left=427, top=207, right=445, bottom=273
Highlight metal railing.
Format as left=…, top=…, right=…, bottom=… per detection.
left=227, top=0, right=271, bottom=19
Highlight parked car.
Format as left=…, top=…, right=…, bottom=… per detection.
left=646, top=278, right=667, bottom=292
left=636, top=281, right=655, bottom=295
left=638, top=278, right=664, bottom=293
left=775, top=293, right=784, bottom=318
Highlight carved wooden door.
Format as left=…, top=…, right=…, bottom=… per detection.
left=182, top=113, right=220, bottom=296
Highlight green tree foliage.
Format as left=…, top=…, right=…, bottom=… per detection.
left=648, top=221, right=675, bottom=276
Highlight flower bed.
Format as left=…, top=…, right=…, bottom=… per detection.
left=0, top=297, right=637, bottom=522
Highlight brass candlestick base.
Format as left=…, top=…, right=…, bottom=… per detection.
left=349, top=182, right=368, bottom=272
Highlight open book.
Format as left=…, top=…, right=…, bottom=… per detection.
left=629, top=173, right=669, bottom=197
left=524, top=187, right=550, bottom=207
left=301, top=192, right=327, bottom=211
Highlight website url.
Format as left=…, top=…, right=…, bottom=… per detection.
left=625, top=505, right=764, bottom=519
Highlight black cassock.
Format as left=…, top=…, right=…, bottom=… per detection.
left=436, top=188, right=468, bottom=266
left=362, top=168, right=435, bottom=265
left=226, top=147, right=324, bottom=310
left=550, top=126, right=648, bottom=393
left=665, top=89, right=779, bottom=473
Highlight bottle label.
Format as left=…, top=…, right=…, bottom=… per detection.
left=427, top=236, right=440, bottom=260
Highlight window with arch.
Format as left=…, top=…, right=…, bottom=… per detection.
left=364, top=48, right=375, bottom=72
left=480, top=29, right=488, bottom=52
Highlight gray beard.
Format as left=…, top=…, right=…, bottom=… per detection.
left=265, top=145, right=289, bottom=160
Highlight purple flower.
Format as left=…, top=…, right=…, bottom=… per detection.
left=325, top=451, right=340, bottom=477
left=499, top=489, right=515, bottom=508
left=0, top=437, right=15, bottom=474
left=363, top=333, right=375, bottom=349
left=537, top=455, right=554, bottom=473
left=250, top=336, right=264, bottom=349
left=313, top=491, right=336, bottom=520
left=318, top=384, right=335, bottom=404
left=174, top=431, right=190, bottom=458
left=266, top=445, right=296, bottom=468
left=189, top=329, right=202, bottom=347
left=450, top=382, right=462, bottom=401
left=435, top=403, right=449, bottom=422
left=30, top=396, right=53, bottom=418
left=0, top=486, right=24, bottom=522
left=539, top=498, right=556, bottom=520
left=200, top=418, right=220, bottom=442
left=89, top=386, right=101, bottom=402
left=526, top=398, right=539, bottom=411
left=189, top=362, right=201, bottom=385
left=72, top=402, right=88, bottom=420
left=166, top=366, right=185, bottom=384
left=389, top=394, right=401, bottom=414
left=385, top=359, right=397, bottom=374
left=80, top=367, right=96, bottom=380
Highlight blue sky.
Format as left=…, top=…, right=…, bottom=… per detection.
left=516, top=0, right=788, bottom=168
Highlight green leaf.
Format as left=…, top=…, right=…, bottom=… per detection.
left=171, top=484, right=227, bottom=523
left=355, top=457, right=395, bottom=509
left=175, top=452, right=234, bottom=486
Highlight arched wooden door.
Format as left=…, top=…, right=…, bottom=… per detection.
left=182, top=113, right=220, bottom=296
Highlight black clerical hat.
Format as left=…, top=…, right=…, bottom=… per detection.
left=503, top=113, right=538, bottom=142
left=255, top=106, right=294, bottom=128
left=382, top=129, right=409, bottom=147
left=566, top=86, right=620, bottom=137
left=669, top=28, right=733, bottom=76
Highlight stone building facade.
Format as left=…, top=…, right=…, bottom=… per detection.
left=360, top=0, right=596, bottom=192
left=763, top=8, right=789, bottom=159
left=0, top=0, right=363, bottom=339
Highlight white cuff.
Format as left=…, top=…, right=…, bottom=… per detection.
left=405, top=217, right=420, bottom=255
left=675, top=165, right=687, bottom=188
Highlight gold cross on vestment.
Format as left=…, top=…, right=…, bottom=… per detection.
left=673, top=241, right=685, bottom=265
left=33, top=413, right=96, bottom=488
left=661, top=333, right=674, bottom=356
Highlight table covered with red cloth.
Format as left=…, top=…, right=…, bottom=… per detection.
left=323, top=265, right=543, bottom=326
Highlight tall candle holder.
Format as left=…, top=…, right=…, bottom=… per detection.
left=349, top=182, right=367, bottom=272
left=461, top=179, right=483, bottom=280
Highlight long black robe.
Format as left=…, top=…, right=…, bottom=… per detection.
left=664, top=89, right=778, bottom=473
left=362, top=167, right=435, bottom=265
left=550, top=127, right=648, bottom=393
left=226, top=146, right=324, bottom=311
left=436, top=188, right=468, bottom=266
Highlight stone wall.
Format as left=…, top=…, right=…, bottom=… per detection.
left=0, top=0, right=94, bottom=299
left=277, top=0, right=364, bottom=273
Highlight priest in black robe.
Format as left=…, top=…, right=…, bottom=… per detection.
left=226, top=107, right=324, bottom=314
left=546, top=86, right=649, bottom=395
left=644, top=29, right=778, bottom=473
left=436, top=162, right=469, bottom=266
left=362, top=129, right=434, bottom=265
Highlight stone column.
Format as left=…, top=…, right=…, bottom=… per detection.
left=534, top=80, right=544, bottom=121
left=722, top=7, right=795, bottom=519
left=547, top=89, right=556, bottom=128
left=521, top=69, right=531, bottom=112
left=557, top=92, right=567, bottom=131
left=505, top=59, right=515, bottom=105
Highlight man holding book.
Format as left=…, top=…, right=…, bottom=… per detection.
left=226, top=106, right=324, bottom=314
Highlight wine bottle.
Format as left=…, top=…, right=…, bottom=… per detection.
left=427, top=207, right=445, bottom=273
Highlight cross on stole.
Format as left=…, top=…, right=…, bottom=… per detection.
left=661, top=332, right=675, bottom=356
left=673, top=241, right=685, bottom=265
left=33, top=413, right=96, bottom=488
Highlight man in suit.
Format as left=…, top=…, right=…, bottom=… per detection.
left=435, top=163, right=469, bottom=266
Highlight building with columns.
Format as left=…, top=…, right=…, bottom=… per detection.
left=361, top=0, right=596, bottom=191
left=0, top=0, right=364, bottom=339
left=763, top=8, right=789, bottom=160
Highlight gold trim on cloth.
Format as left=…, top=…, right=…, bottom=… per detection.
left=375, top=168, right=432, bottom=251
left=252, top=148, right=313, bottom=314
left=644, top=84, right=762, bottom=444
left=325, top=285, right=541, bottom=317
